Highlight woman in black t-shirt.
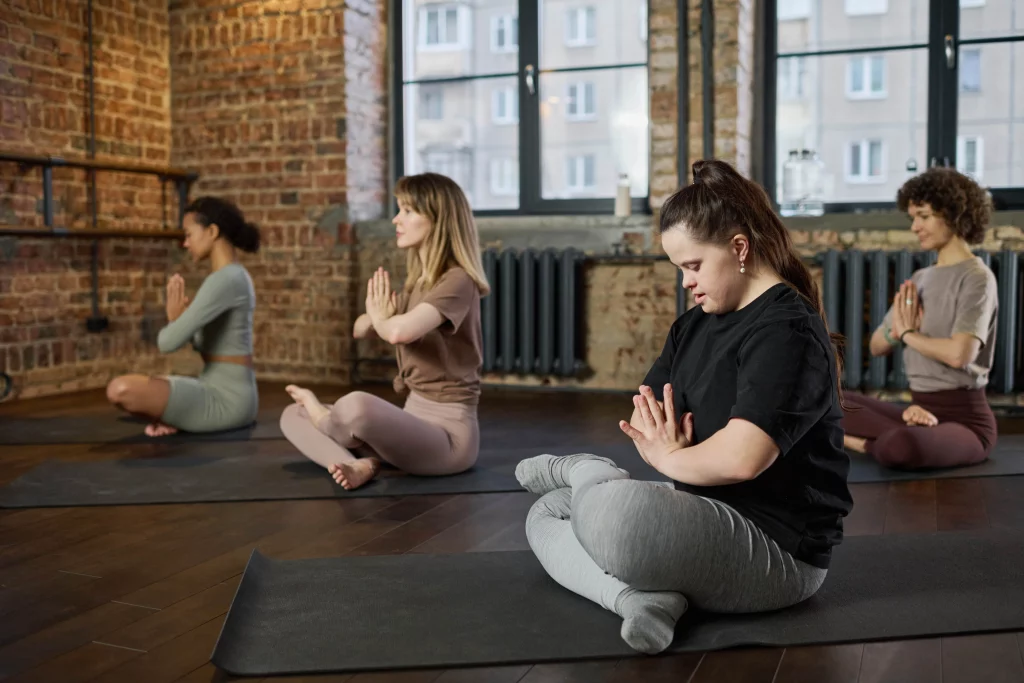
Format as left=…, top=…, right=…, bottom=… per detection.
left=516, top=159, right=854, bottom=655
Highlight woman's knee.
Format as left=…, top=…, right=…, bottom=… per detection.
left=874, top=429, right=982, bottom=469
left=332, top=391, right=378, bottom=431
left=571, top=480, right=669, bottom=583
left=106, top=376, right=136, bottom=406
left=525, top=489, right=572, bottom=543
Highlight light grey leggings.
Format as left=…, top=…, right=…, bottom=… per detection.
left=524, top=455, right=827, bottom=619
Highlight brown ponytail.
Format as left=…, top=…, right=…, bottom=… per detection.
left=661, top=159, right=847, bottom=403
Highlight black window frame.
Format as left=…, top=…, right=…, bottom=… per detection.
left=762, top=0, right=1024, bottom=214
left=390, top=0, right=654, bottom=217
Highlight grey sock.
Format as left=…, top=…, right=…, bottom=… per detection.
left=614, top=587, right=688, bottom=655
left=514, top=453, right=623, bottom=495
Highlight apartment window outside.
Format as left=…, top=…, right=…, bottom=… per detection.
left=492, top=87, right=519, bottom=124
left=566, top=82, right=596, bottom=120
left=778, top=57, right=805, bottom=99
left=767, top=0, right=1024, bottom=211
left=492, top=15, right=518, bottom=52
left=491, top=158, right=519, bottom=195
left=846, top=140, right=886, bottom=183
left=959, top=48, right=981, bottom=93
left=419, top=6, right=463, bottom=49
left=420, top=89, right=443, bottom=119
left=565, top=7, right=597, bottom=47
left=566, top=155, right=596, bottom=191
left=777, top=0, right=811, bottom=21
left=846, top=55, right=886, bottom=99
left=396, top=0, right=650, bottom=214
left=844, top=0, right=887, bottom=17
left=957, top=136, right=984, bottom=181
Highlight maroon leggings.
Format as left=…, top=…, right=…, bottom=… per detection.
left=841, top=389, right=998, bottom=470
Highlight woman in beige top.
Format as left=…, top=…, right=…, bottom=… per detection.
left=279, top=173, right=491, bottom=490
left=842, top=168, right=999, bottom=470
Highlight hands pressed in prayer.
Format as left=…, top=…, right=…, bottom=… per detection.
left=619, top=384, right=694, bottom=468
left=166, top=274, right=190, bottom=322
left=365, top=267, right=398, bottom=324
left=890, top=280, right=924, bottom=341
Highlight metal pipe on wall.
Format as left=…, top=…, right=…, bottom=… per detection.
left=701, top=0, right=714, bottom=160
left=677, top=0, right=690, bottom=185
left=85, top=0, right=107, bottom=333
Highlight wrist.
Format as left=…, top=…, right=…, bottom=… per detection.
left=899, top=328, right=917, bottom=343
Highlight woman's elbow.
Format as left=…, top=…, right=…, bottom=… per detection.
left=948, top=339, right=981, bottom=369
left=155, top=332, right=175, bottom=354
left=384, top=324, right=418, bottom=346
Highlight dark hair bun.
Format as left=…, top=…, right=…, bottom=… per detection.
left=183, top=196, right=261, bottom=254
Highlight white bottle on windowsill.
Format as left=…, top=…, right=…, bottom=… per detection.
left=615, top=173, right=631, bottom=217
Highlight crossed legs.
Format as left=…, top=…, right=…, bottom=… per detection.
left=281, top=385, right=474, bottom=490
left=106, top=374, right=176, bottom=436
left=516, top=453, right=826, bottom=654
left=841, top=392, right=989, bottom=469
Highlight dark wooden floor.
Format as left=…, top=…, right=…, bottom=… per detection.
left=2, top=382, right=1024, bottom=683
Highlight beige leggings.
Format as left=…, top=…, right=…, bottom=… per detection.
left=279, top=390, right=480, bottom=476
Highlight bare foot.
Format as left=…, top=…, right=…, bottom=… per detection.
left=144, top=422, right=179, bottom=437
left=285, top=385, right=331, bottom=429
left=902, top=404, right=939, bottom=427
left=328, top=458, right=381, bottom=490
left=844, top=435, right=867, bottom=453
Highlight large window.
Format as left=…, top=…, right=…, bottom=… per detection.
left=395, top=0, right=650, bottom=214
left=766, top=0, right=1024, bottom=211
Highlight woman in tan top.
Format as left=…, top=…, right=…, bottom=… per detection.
left=842, top=168, right=998, bottom=470
left=279, top=173, right=490, bottom=490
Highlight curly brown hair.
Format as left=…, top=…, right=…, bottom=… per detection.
left=896, top=168, right=992, bottom=245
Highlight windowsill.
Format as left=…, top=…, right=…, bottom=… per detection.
left=354, top=213, right=654, bottom=254
left=351, top=210, right=1024, bottom=257
left=781, top=208, right=1024, bottom=232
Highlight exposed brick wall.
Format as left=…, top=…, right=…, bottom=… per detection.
left=682, top=0, right=755, bottom=176
left=649, top=0, right=682, bottom=210
left=168, top=0, right=387, bottom=386
left=0, top=0, right=178, bottom=399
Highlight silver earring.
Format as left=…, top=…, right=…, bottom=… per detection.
left=740, top=260, right=746, bottom=274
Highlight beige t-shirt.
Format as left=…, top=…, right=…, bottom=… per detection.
left=393, top=267, right=483, bottom=405
left=879, top=256, right=998, bottom=392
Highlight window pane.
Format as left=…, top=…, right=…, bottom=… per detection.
left=960, top=48, right=982, bottom=92
left=869, top=56, right=885, bottom=92
left=775, top=49, right=928, bottom=204
left=426, top=10, right=440, bottom=45
left=542, top=0, right=646, bottom=70
left=403, top=78, right=520, bottom=210
left=404, top=2, right=514, bottom=79
left=777, top=1, right=928, bottom=54
left=959, top=0, right=1024, bottom=40
left=869, top=141, right=883, bottom=176
left=540, top=67, right=648, bottom=199
left=849, top=59, right=864, bottom=92
left=958, top=41, right=1021, bottom=186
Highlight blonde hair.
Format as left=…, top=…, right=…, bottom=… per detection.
left=394, top=172, right=491, bottom=296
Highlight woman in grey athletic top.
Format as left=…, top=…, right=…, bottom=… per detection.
left=842, top=168, right=999, bottom=469
left=106, top=196, right=260, bottom=437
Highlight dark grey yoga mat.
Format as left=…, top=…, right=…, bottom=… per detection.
left=0, top=442, right=654, bottom=508
left=0, top=409, right=286, bottom=445
left=5, top=436, right=1024, bottom=508
left=210, top=529, right=1024, bottom=676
